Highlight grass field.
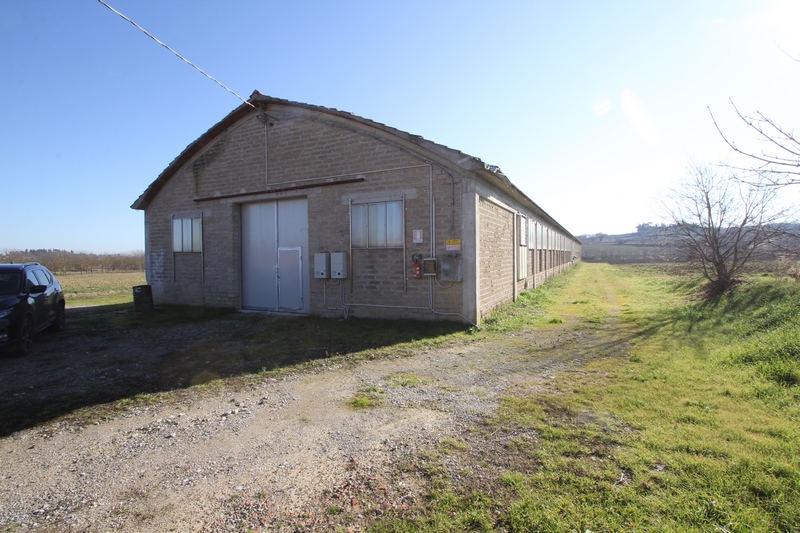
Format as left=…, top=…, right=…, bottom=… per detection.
left=59, top=271, right=146, bottom=307
left=371, top=263, right=800, bottom=532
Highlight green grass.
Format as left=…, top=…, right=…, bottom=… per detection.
left=370, top=263, right=800, bottom=533
left=349, top=387, right=384, bottom=409
left=480, top=268, right=578, bottom=332
left=60, top=271, right=146, bottom=306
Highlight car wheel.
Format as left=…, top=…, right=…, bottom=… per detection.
left=17, top=317, right=34, bottom=356
left=51, top=303, right=66, bottom=332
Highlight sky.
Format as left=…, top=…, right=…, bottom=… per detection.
left=1, top=0, right=799, bottom=253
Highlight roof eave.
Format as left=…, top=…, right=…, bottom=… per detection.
left=130, top=100, right=255, bottom=210
left=476, top=166, right=579, bottom=243
left=132, top=92, right=580, bottom=244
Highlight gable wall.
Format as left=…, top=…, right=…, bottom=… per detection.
left=307, top=164, right=465, bottom=321
left=144, top=106, right=468, bottom=320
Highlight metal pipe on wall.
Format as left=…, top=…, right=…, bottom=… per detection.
left=429, top=164, right=435, bottom=258
left=253, top=112, right=276, bottom=186
left=402, top=193, right=407, bottom=293
left=348, top=198, right=353, bottom=294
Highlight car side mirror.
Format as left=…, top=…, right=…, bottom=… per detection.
left=29, top=284, right=47, bottom=294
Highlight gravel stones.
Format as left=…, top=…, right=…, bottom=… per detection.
left=0, top=315, right=584, bottom=532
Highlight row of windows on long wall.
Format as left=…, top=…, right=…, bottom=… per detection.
left=351, top=201, right=403, bottom=248
left=173, top=217, right=202, bottom=252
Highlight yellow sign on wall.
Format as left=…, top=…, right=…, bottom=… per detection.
left=445, top=239, right=461, bottom=251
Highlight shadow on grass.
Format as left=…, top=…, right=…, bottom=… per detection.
left=0, top=304, right=468, bottom=437
left=624, top=277, right=800, bottom=365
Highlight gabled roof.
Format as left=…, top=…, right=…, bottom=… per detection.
left=131, top=91, right=578, bottom=242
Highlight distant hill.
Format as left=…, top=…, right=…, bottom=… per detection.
left=579, top=223, right=799, bottom=264
left=579, top=224, right=680, bottom=264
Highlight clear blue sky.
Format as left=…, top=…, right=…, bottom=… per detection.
left=2, top=0, right=798, bottom=253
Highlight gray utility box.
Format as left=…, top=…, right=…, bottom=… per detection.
left=314, top=252, right=330, bottom=279
left=440, top=253, right=462, bottom=282
left=331, top=252, right=348, bottom=279
left=422, top=257, right=438, bottom=276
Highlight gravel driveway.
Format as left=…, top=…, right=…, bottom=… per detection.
left=0, top=305, right=608, bottom=532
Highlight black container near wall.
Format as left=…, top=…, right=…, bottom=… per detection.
left=132, top=285, right=154, bottom=312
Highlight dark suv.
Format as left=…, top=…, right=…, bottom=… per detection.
left=0, top=263, right=66, bottom=356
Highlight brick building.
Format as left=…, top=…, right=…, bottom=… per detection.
left=132, top=92, right=580, bottom=325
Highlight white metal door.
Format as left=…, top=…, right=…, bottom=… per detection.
left=278, top=247, right=303, bottom=310
left=241, top=202, right=277, bottom=310
left=241, top=198, right=308, bottom=312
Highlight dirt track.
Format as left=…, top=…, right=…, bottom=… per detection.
left=0, top=297, right=627, bottom=532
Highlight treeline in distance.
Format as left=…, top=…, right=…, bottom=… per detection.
left=0, top=249, right=144, bottom=274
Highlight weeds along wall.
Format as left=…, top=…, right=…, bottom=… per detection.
left=134, top=94, right=580, bottom=325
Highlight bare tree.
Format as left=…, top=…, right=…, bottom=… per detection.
left=709, top=100, right=800, bottom=188
left=665, top=163, right=793, bottom=296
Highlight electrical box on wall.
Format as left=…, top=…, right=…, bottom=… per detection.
left=440, top=253, right=462, bottom=282
left=314, top=252, right=330, bottom=279
left=422, top=257, right=438, bottom=276
left=331, top=252, right=348, bottom=279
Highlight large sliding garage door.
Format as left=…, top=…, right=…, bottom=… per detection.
left=241, top=198, right=309, bottom=313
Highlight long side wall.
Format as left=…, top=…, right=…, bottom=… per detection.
left=477, top=197, right=515, bottom=319
left=526, top=220, right=581, bottom=289
left=474, top=190, right=581, bottom=323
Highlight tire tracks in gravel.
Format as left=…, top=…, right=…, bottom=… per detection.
left=0, top=273, right=634, bottom=532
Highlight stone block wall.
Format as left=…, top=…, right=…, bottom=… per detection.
left=143, top=104, right=466, bottom=320
left=477, top=197, right=515, bottom=320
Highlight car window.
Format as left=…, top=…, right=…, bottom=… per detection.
left=25, top=271, right=40, bottom=291
left=0, top=273, right=21, bottom=295
left=33, top=269, right=51, bottom=285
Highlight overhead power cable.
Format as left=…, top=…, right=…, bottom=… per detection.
left=97, top=0, right=256, bottom=110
